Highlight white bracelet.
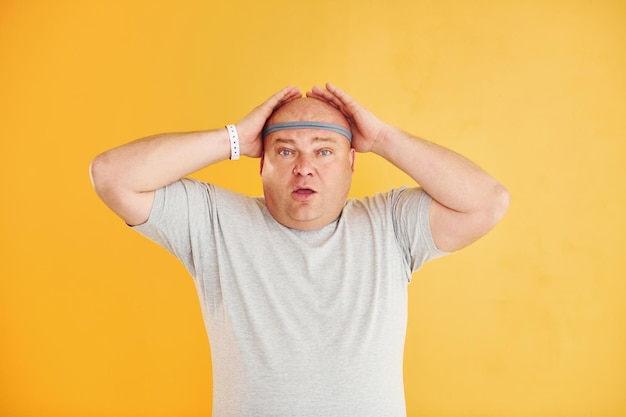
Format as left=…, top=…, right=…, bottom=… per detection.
left=226, top=124, right=240, bottom=160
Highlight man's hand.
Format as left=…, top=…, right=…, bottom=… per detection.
left=306, top=83, right=388, bottom=154
left=237, top=85, right=302, bottom=158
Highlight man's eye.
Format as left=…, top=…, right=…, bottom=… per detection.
left=279, top=149, right=293, bottom=156
left=319, top=149, right=332, bottom=156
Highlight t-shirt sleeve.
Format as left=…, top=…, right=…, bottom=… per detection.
left=131, top=178, right=214, bottom=276
left=388, top=186, right=451, bottom=273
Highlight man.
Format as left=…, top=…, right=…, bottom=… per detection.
left=90, top=83, right=509, bottom=416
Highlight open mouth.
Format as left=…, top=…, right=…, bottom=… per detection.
left=294, top=188, right=315, bottom=195
left=292, top=188, right=317, bottom=200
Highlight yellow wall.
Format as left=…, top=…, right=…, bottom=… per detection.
left=1, top=1, right=624, bottom=416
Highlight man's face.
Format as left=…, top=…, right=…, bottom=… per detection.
left=260, top=98, right=355, bottom=231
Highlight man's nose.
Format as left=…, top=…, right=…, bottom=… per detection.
left=293, top=154, right=314, bottom=176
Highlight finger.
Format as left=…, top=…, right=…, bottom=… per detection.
left=320, top=83, right=357, bottom=115
left=265, top=85, right=301, bottom=109
left=251, top=87, right=301, bottom=124
left=306, top=85, right=330, bottom=100
left=324, top=82, right=358, bottom=111
left=241, top=86, right=300, bottom=139
left=307, top=85, right=343, bottom=110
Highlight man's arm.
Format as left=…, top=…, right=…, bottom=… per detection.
left=90, top=86, right=301, bottom=226
left=371, top=126, right=510, bottom=252
left=307, top=83, right=509, bottom=253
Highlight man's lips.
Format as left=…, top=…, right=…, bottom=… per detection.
left=291, top=187, right=317, bottom=200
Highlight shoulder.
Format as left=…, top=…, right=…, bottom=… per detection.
left=166, top=178, right=258, bottom=204
left=345, top=187, right=428, bottom=213
left=148, top=178, right=265, bottom=224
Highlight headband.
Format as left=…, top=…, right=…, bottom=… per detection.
left=262, top=121, right=352, bottom=142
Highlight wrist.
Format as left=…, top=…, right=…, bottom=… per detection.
left=232, top=121, right=263, bottom=158
left=369, top=124, right=401, bottom=157
left=225, top=124, right=240, bottom=160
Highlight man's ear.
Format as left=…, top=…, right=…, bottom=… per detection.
left=350, top=148, right=356, bottom=172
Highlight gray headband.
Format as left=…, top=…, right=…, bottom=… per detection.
left=262, top=121, right=352, bottom=142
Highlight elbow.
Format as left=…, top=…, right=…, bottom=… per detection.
left=89, top=152, right=111, bottom=196
left=89, top=151, right=151, bottom=226
left=489, top=182, right=510, bottom=225
left=89, top=151, right=122, bottom=202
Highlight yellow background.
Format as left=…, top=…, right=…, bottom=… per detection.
left=1, top=0, right=625, bottom=416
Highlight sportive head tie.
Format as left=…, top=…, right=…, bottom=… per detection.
left=262, top=121, right=352, bottom=142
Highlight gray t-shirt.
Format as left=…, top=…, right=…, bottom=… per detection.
left=134, top=178, right=447, bottom=416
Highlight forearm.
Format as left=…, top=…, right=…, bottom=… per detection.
left=91, top=129, right=230, bottom=194
left=372, top=125, right=507, bottom=215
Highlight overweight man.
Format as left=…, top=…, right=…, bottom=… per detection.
left=90, top=83, right=509, bottom=416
